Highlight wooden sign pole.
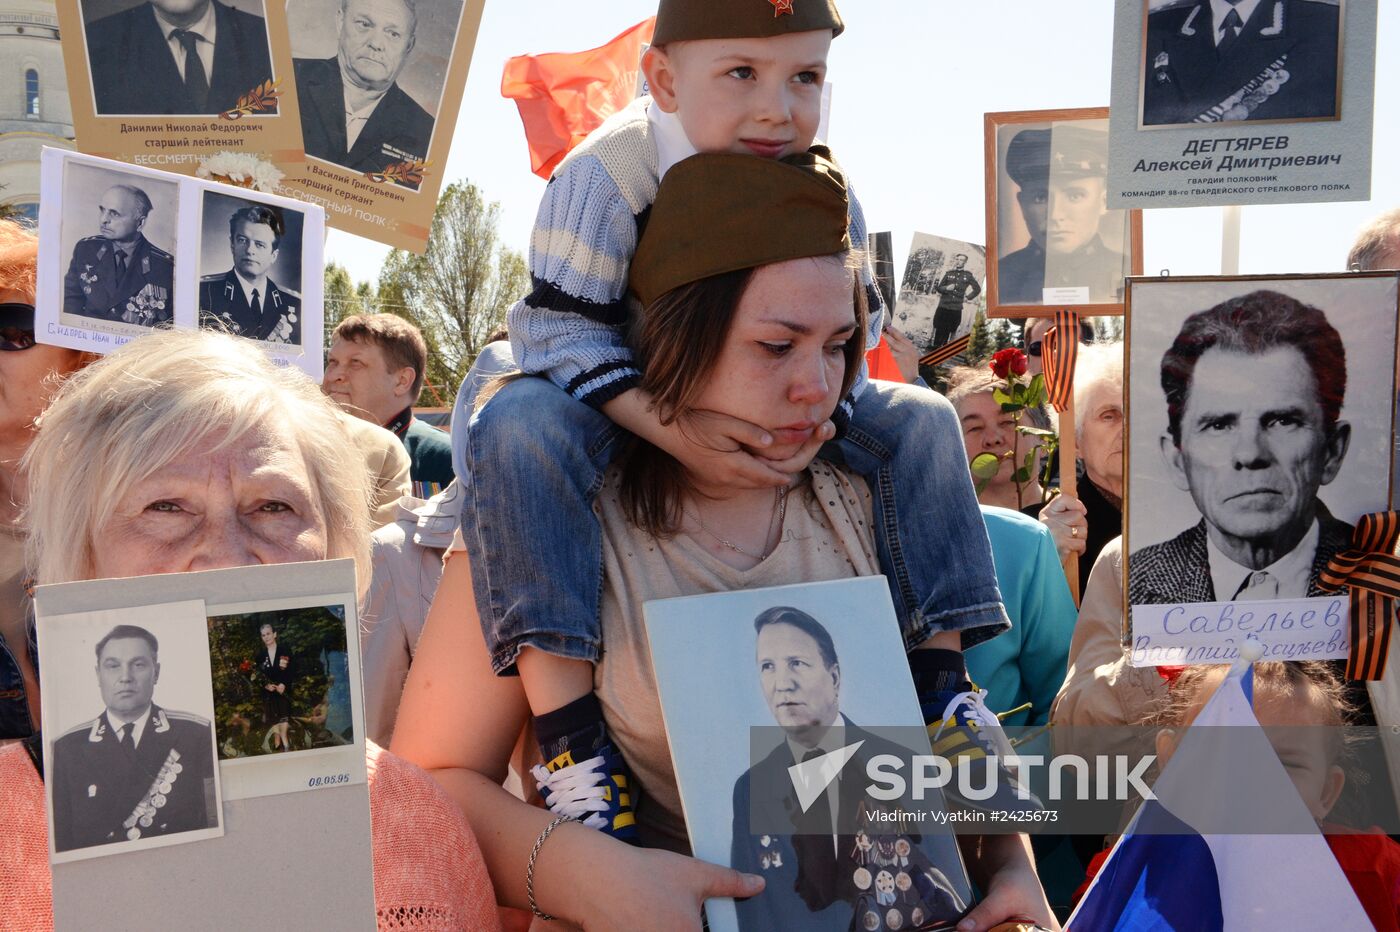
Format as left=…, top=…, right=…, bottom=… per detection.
left=1057, top=397, right=1081, bottom=605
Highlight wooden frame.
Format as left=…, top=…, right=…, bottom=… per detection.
left=1119, top=271, right=1400, bottom=641
left=983, top=107, right=1144, bottom=319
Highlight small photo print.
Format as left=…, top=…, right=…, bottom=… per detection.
left=40, top=600, right=224, bottom=863
left=893, top=233, right=986, bottom=360
left=57, top=160, right=179, bottom=333
left=197, top=190, right=305, bottom=347
left=79, top=0, right=277, bottom=118
left=288, top=0, right=466, bottom=189
left=207, top=604, right=355, bottom=761
left=1140, top=0, right=1342, bottom=128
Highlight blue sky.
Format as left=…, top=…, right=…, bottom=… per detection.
left=325, top=0, right=1398, bottom=287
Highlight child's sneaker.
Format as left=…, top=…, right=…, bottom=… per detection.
left=924, top=687, right=1043, bottom=817
left=531, top=739, right=638, bottom=841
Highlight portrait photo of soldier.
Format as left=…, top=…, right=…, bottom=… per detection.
left=994, top=119, right=1133, bottom=308
left=730, top=607, right=967, bottom=932
left=1141, top=0, right=1342, bottom=127
left=290, top=0, right=463, bottom=188
left=60, top=163, right=178, bottom=329
left=81, top=0, right=276, bottom=117
left=893, top=234, right=987, bottom=357
left=197, top=191, right=303, bottom=345
left=47, top=623, right=221, bottom=857
left=1126, top=277, right=1397, bottom=608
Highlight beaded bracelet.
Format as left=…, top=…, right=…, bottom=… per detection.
left=526, top=814, right=576, bottom=920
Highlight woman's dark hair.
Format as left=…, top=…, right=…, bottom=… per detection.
left=615, top=253, right=868, bottom=536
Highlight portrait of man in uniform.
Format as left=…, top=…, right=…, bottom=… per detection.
left=49, top=624, right=219, bottom=854
left=931, top=254, right=982, bottom=349
left=1141, top=0, right=1342, bottom=127
left=1129, top=289, right=1359, bottom=605
left=82, top=0, right=275, bottom=117
left=198, top=198, right=302, bottom=345
left=729, top=607, right=965, bottom=932
left=293, top=0, right=442, bottom=188
left=997, top=124, right=1127, bottom=306
left=61, top=182, right=175, bottom=327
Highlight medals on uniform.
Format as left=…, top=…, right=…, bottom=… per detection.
left=1195, top=55, right=1291, bottom=122
left=121, top=748, right=183, bottom=841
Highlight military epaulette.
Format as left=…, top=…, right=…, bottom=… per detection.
left=1151, top=0, right=1201, bottom=13
left=148, top=245, right=174, bottom=261
left=201, top=272, right=229, bottom=283
left=59, top=716, right=104, bottom=739
left=162, top=708, right=211, bottom=728
left=279, top=287, right=302, bottom=301
left=76, top=234, right=108, bottom=244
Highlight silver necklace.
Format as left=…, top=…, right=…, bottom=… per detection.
left=685, top=487, right=789, bottom=560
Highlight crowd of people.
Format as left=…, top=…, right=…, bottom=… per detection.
left=3, top=0, right=1400, bottom=927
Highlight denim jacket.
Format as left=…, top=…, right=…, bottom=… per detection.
left=0, top=607, right=37, bottom=740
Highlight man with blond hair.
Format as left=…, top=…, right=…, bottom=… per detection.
left=323, top=313, right=453, bottom=496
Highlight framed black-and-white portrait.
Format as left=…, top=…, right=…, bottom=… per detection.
left=984, top=108, right=1143, bottom=319
left=287, top=0, right=464, bottom=190
left=77, top=0, right=277, bottom=118
left=1123, top=273, right=1399, bottom=660
left=892, top=232, right=986, bottom=362
left=38, top=600, right=224, bottom=863
left=1138, top=0, right=1342, bottom=129
left=1106, top=0, right=1375, bottom=208
left=197, top=190, right=306, bottom=347
left=52, top=159, right=180, bottom=337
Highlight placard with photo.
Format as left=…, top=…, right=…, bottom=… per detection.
left=1123, top=273, right=1399, bottom=665
left=55, top=0, right=307, bottom=178
left=36, top=148, right=325, bottom=377
left=277, top=0, right=487, bottom=251
left=984, top=108, right=1143, bottom=318
left=645, top=577, right=973, bottom=932
left=39, top=600, right=224, bottom=864
left=893, top=232, right=986, bottom=362
left=35, top=559, right=375, bottom=931
left=1106, top=0, right=1377, bottom=209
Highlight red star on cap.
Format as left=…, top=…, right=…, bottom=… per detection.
left=769, top=0, right=794, bottom=16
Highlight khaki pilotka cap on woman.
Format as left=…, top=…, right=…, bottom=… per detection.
left=629, top=147, right=852, bottom=308
left=652, top=0, right=844, bottom=44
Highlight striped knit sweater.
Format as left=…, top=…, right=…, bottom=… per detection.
left=506, top=96, right=886, bottom=426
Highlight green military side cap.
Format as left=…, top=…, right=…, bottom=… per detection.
left=653, top=0, right=844, bottom=45
left=630, top=147, right=850, bottom=308
left=1005, top=125, right=1108, bottom=188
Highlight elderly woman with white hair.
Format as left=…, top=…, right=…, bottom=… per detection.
left=0, top=330, right=499, bottom=931
left=1036, top=341, right=1125, bottom=583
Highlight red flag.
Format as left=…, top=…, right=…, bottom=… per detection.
left=866, top=337, right=903, bottom=382
left=501, top=18, right=656, bottom=180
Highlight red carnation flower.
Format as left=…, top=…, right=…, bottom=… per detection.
left=239, top=659, right=253, bottom=674
left=989, top=347, right=1028, bottom=380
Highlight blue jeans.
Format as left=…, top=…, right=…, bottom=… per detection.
left=458, top=376, right=1008, bottom=674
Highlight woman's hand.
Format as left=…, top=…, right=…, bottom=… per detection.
left=1039, top=492, right=1088, bottom=558
left=956, top=859, right=1060, bottom=931
left=583, top=846, right=763, bottom=931
left=663, top=409, right=834, bottom=489
left=884, top=326, right=921, bottom=384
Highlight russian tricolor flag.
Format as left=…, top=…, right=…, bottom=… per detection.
left=1068, top=668, right=1371, bottom=930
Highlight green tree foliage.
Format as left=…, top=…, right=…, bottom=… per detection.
left=990, top=319, right=1017, bottom=353
left=372, top=181, right=528, bottom=403
left=322, top=261, right=368, bottom=335
left=966, top=308, right=994, bottom=363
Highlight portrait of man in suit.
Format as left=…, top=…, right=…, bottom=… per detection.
left=50, top=625, right=219, bottom=853
left=1142, top=0, right=1342, bottom=126
left=83, top=0, right=275, bottom=117
left=198, top=202, right=302, bottom=344
left=1129, top=290, right=1353, bottom=605
left=62, top=183, right=174, bottom=326
left=293, top=0, right=436, bottom=189
left=729, top=607, right=965, bottom=932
